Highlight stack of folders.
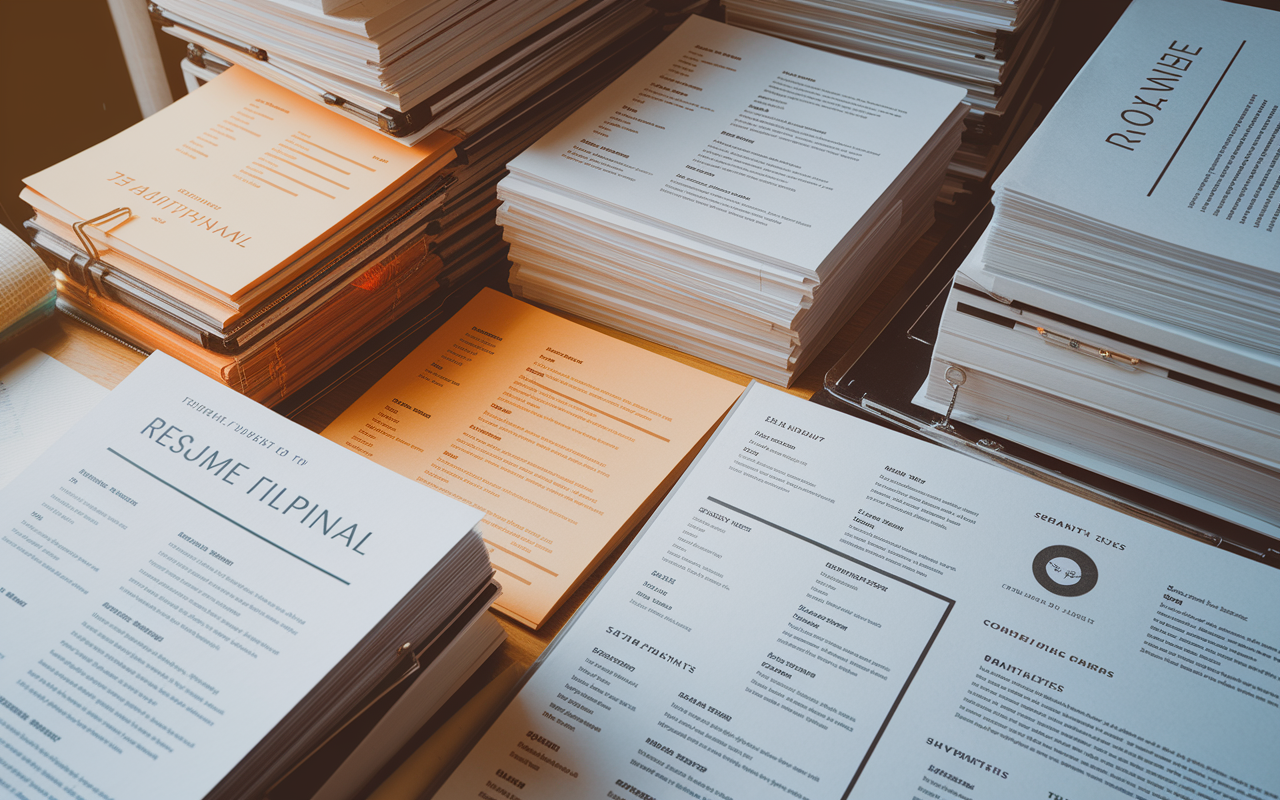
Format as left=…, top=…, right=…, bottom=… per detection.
left=498, top=16, right=968, bottom=386
left=918, top=0, right=1280, bottom=540
left=721, top=0, right=1060, bottom=206
left=21, top=67, right=471, bottom=406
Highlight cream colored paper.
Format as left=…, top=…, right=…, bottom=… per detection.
left=23, top=66, right=457, bottom=302
left=323, top=289, right=742, bottom=627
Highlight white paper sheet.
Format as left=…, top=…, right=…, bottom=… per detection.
left=0, top=350, right=108, bottom=489
left=993, top=0, right=1280, bottom=273
left=504, top=15, right=965, bottom=274
left=440, top=383, right=1280, bottom=799
left=0, top=352, right=483, bottom=800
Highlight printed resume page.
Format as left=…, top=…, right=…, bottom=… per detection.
left=21, top=66, right=458, bottom=301
left=504, top=15, right=966, bottom=273
left=322, top=289, right=742, bottom=628
left=994, top=0, right=1280, bottom=265
left=439, top=383, right=1280, bottom=800
left=0, top=353, right=483, bottom=800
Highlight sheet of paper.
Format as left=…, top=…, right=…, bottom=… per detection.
left=994, top=0, right=1280, bottom=269
left=0, top=224, right=55, bottom=343
left=0, top=350, right=108, bottom=489
left=322, top=289, right=742, bottom=628
left=0, top=352, right=483, bottom=800
left=504, top=15, right=965, bottom=272
left=439, top=383, right=1280, bottom=799
left=23, top=66, right=457, bottom=301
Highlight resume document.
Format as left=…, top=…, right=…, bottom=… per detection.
left=440, top=383, right=1280, bottom=800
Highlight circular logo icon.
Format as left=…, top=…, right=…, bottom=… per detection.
left=1032, top=545, right=1098, bottom=597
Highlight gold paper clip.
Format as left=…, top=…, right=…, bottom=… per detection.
left=67, top=207, right=132, bottom=294
left=71, top=207, right=132, bottom=262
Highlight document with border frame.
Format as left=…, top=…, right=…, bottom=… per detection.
left=438, top=383, right=1280, bottom=800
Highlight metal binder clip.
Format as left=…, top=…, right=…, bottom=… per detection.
left=936, top=365, right=966, bottom=432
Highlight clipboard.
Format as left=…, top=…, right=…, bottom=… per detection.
left=815, top=205, right=1280, bottom=567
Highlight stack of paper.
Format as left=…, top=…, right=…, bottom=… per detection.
left=160, top=1, right=690, bottom=395
left=0, top=352, right=504, bottom=800
left=722, top=0, right=1059, bottom=205
left=922, top=235, right=1280, bottom=539
left=20, top=67, right=463, bottom=406
left=918, top=0, right=1280, bottom=540
left=153, top=0, right=668, bottom=144
left=499, top=16, right=968, bottom=386
left=437, top=383, right=1280, bottom=799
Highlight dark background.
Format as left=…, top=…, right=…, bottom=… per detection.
left=0, top=1, right=187, bottom=235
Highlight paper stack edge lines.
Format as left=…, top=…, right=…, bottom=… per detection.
left=497, top=16, right=969, bottom=387
left=0, top=351, right=502, bottom=800
left=153, top=0, right=667, bottom=143
left=18, top=66, right=473, bottom=407
left=21, top=0, right=694, bottom=408
left=722, top=0, right=1060, bottom=206
left=919, top=0, right=1280, bottom=542
left=22, top=66, right=459, bottom=305
left=436, top=382, right=1280, bottom=799
left=322, top=288, right=744, bottom=629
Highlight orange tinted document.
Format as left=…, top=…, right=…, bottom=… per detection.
left=323, top=290, right=742, bottom=628
left=22, top=66, right=456, bottom=302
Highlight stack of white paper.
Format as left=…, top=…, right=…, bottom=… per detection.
left=156, top=0, right=664, bottom=144
left=920, top=236, right=1280, bottom=539
left=499, top=16, right=968, bottom=385
left=918, top=0, right=1280, bottom=540
left=0, top=352, right=504, bottom=800
left=983, top=0, right=1280, bottom=354
left=722, top=0, right=1058, bottom=204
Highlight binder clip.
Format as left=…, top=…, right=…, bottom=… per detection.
left=929, top=365, right=1003, bottom=451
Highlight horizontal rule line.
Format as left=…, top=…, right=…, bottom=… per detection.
left=1149, top=39, right=1247, bottom=197
left=106, top=447, right=350, bottom=585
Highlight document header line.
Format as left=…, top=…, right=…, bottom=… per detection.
left=1148, top=39, right=1247, bottom=197
left=107, top=447, right=351, bottom=585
